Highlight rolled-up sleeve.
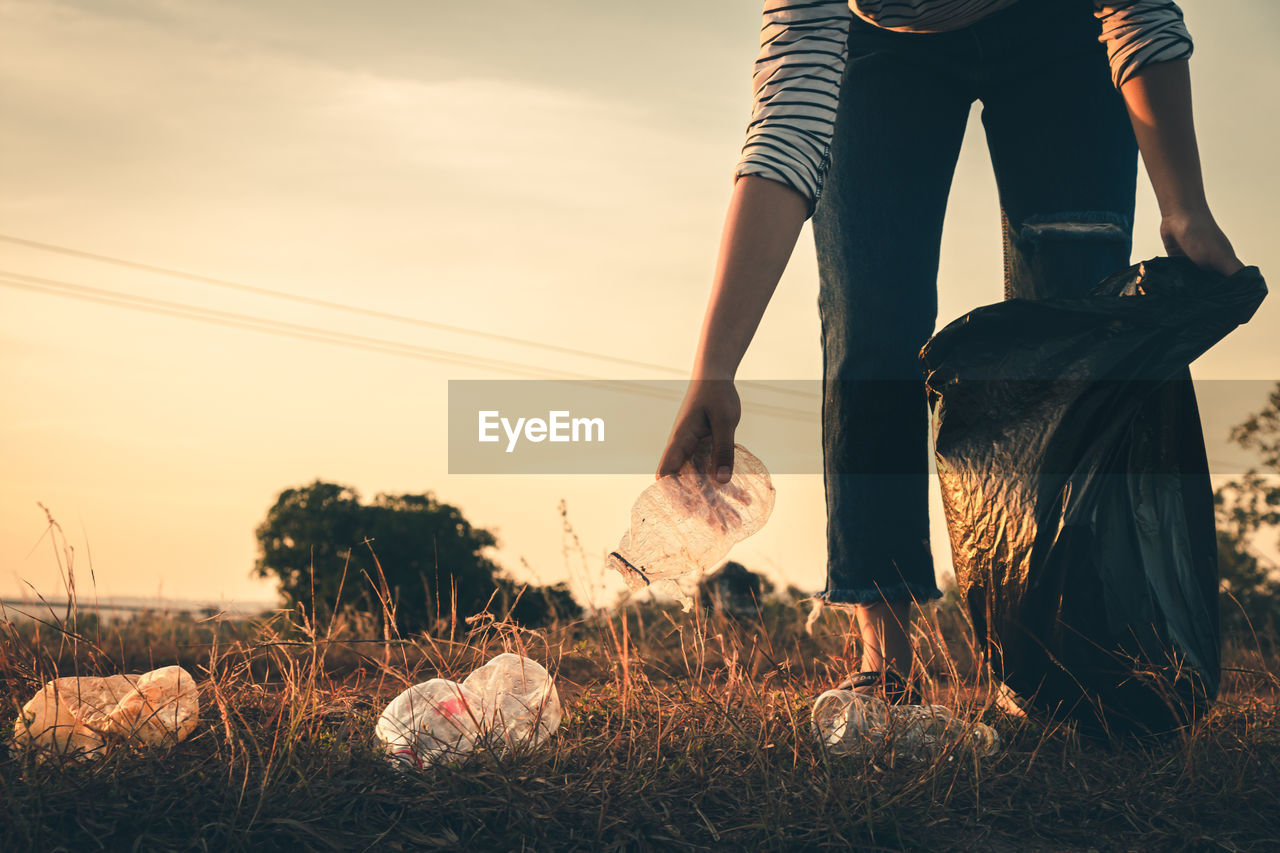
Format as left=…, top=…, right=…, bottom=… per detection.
left=1094, top=1, right=1194, bottom=88
left=735, top=0, right=852, bottom=218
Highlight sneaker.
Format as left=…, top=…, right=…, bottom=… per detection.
left=835, top=670, right=921, bottom=706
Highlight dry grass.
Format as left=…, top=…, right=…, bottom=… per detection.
left=1, top=521, right=1278, bottom=851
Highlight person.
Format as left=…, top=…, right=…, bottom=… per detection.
left=656, top=0, right=1243, bottom=704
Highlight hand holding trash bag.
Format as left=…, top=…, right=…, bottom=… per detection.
left=921, top=257, right=1266, bottom=740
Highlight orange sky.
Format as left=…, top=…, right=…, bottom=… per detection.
left=2, top=0, right=1277, bottom=609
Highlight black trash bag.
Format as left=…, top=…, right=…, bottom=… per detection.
left=920, top=258, right=1266, bottom=740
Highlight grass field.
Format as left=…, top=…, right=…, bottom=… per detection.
left=2, top=577, right=1278, bottom=853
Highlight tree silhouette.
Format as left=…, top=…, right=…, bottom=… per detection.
left=1214, top=383, right=1280, bottom=638
left=254, top=480, right=579, bottom=632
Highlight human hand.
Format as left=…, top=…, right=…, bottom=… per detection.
left=1160, top=208, right=1244, bottom=277
left=656, top=379, right=741, bottom=483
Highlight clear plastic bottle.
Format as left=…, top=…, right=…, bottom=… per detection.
left=376, top=678, right=484, bottom=768
left=811, top=689, right=892, bottom=757
left=889, top=704, right=1000, bottom=757
left=13, top=665, right=199, bottom=761
left=812, top=689, right=1000, bottom=759
left=606, top=442, right=776, bottom=608
left=375, top=654, right=561, bottom=768
left=461, top=653, right=562, bottom=750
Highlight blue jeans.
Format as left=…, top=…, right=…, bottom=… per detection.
left=812, top=0, right=1139, bottom=606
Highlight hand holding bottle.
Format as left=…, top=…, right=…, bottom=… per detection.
left=656, top=379, right=742, bottom=484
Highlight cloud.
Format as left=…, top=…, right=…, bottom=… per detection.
left=0, top=0, right=732, bottom=216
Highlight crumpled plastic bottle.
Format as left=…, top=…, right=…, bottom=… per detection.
left=376, top=653, right=561, bottom=768
left=376, top=678, right=484, bottom=767
left=12, top=665, right=200, bottom=760
left=811, top=689, right=999, bottom=759
left=461, top=652, right=562, bottom=750
left=606, top=442, right=776, bottom=609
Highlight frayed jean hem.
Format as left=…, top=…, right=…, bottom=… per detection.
left=819, top=581, right=944, bottom=607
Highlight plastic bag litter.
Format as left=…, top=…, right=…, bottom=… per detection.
left=920, top=258, right=1267, bottom=739
left=376, top=653, right=561, bottom=768
left=12, top=665, right=199, bottom=760
left=607, top=441, right=776, bottom=609
left=812, top=689, right=1000, bottom=759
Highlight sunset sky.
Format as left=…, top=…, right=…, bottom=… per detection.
left=2, top=0, right=1278, bottom=610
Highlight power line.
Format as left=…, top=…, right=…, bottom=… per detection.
left=0, top=232, right=823, bottom=403
left=0, top=233, right=686, bottom=375
left=0, top=270, right=818, bottom=423
left=0, top=270, right=588, bottom=381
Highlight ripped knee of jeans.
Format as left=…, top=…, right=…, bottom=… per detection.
left=1006, top=209, right=1133, bottom=300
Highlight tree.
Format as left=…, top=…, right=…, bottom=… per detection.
left=253, top=480, right=580, bottom=632
left=696, top=561, right=775, bottom=620
left=1214, top=383, right=1280, bottom=638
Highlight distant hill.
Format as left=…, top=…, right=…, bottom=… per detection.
left=1, top=596, right=277, bottom=622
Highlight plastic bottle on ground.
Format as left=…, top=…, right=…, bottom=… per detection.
left=376, top=678, right=485, bottom=768
left=375, top=653, right=562, bottom=768
left=812, top=688, right=1000, bottom=759
left=13, top=665, right=199, bottom=760
left=811, top=689, right=892, bottom=757
left=461, top=653, right=561, bottom=750
left=606, top=441, right=776, bottom=608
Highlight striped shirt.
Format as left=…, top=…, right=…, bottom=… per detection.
left=736, top=0, right=1194, bottom=215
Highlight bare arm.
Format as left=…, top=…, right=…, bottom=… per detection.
left=656, top=175, right=808, bottom=481
left=658, top=0, right=847, bottom=481
left=1120, top=58, right=1243, bottom=274
left=692, top=176, right=809, bottom=379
